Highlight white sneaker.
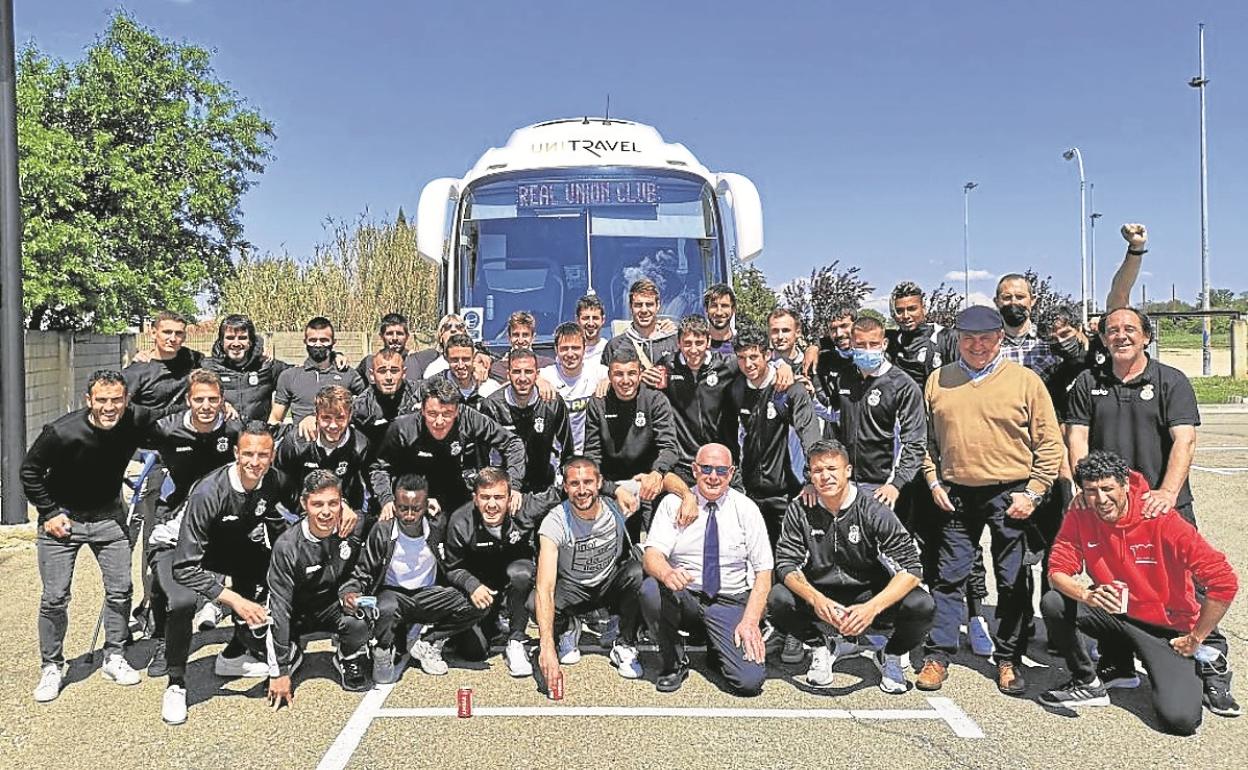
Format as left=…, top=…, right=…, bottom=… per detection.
left=806, top=644, right=836, bottom=687
left=101, top=654, right=141, bottom=686
left=505, top=639, right=533, bottom=677
left=33, top=663, right=63, bottom=703
left=193, top=602, right=225, bottom=631
left=372, top=646, right=399, bottom=685
left=409, top=638, right=449, bottom=676
left=162, top=684, right=187, bottom=725
left=781, top=634, right=806, bottom=664
left=214, top=651, right=270, bottom=678
left=609, top=642, right=643, bottom=679
left=557, top=622, right=582, bottom=665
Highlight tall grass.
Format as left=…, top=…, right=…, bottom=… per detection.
left=219, top=214, right=439, bottom=338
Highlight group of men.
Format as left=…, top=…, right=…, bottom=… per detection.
left=20, top=222, right=1239, bottom=735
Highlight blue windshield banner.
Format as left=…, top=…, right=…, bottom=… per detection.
left=516, top=179, right=661, bottom=209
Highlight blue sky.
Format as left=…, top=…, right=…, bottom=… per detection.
left=19, top=1, right=1248, bottom=312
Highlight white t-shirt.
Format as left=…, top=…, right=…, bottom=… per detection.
left=385, top=521, right=438, bottom=590
left=645, top=489, right=774, bottom=595
left=540, top=361, right=608, bottom=453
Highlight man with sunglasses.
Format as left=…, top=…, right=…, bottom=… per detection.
left=640, top=444, right=772, bottom=695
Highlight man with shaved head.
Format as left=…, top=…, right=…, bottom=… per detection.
left=640, top=443, right=773, bottom=695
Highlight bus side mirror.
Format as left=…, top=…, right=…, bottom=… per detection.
left=416, top=178, right=460, bottom=264
left=715, top=173, right=763, bottom=263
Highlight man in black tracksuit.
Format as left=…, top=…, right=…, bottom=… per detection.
left=265, top=471, right=371, bottom=702
left=275, top=385, right=372, bottom=512
left=654, top=316, right=742, bottom=485
left=584, top=346, right=680, bottom=541
left=203, top=314, right=291, bottom=422
left=885, top=283, right=959, bottom=389
left=729, top=328, right=822, bottom=546
left=768, top=440, right=934, bottom=693
left=807, top=308, right=859, bottom=420
left=481, top=348, right=574, bottom=493
left=369, top=377, right=526, bottom=519
left=352, top=348, right=421, bottom=446
left=339, top=474, right=486, bottom=682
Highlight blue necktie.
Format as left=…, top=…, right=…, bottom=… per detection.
left=702, top=502, right=720, bottom=598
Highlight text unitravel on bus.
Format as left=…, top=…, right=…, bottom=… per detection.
left=416, top=118, right=764, bottom=350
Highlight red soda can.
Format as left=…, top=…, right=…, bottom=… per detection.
left=1111, top=580, right=1130, bottom=614
left=548, top=675, right=564, bottom=701
left=456, top=687, right=473, bottom=718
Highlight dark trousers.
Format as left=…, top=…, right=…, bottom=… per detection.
left=768, top=582, right=935, bottom=655
left=1040, top=590, right=1206, bottom=735
left=639, top=578, right=766, bottom=695
left=751, top=494, right=791, bottom=549
left=925, top=482, right=1034, bottom=664
left=528, top=559, right=644, bottom=643
left=374, top=584, right=486, bottom=650
left=285, top=599, right=371, bottom=660
left=899, top=480, right=987, bottom=603
left=37, top=514, right=132, bottom=666
left=163, top=545, right=269, bottom=681
left=478, top=559, right=536, bottom=642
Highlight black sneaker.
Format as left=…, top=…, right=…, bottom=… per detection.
left=1096, top=660, right=1141, bottom=690
left=334, top=653, right=370, bottom=692
left=147, top=639, right=168, bottom=678
left=1204, top=684, right=1242, bottom=717
left=1039, top=676, right=1110, bottom=708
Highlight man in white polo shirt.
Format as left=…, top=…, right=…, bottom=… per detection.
left=539, top=322, right=608, bottom=453
left=640, top=443, right=773, bottom=695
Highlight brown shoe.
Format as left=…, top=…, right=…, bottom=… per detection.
left=915, top=659, right=948, bottom=691
left=997, top=661, right=1027, bottom=696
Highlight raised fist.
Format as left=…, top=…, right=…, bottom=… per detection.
left=1121, top=223, right=1147, bottom=250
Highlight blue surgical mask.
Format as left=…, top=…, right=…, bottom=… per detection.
left=852, top=348, right=886, bottom=373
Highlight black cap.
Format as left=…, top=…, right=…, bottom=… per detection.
left=954, top=305, right=1004, bottom=332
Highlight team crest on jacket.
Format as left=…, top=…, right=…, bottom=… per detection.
left=932, top=353, right=942, bottom=367
left=635, top=411, right=647, bottom=428
left=533, top=416, right=545, bottom=433
left=766, top=401, right=777, bottom=420
left=335, top=461, right=349, bottom=477
left=1140, top=384, right=1155, bottom=401
left=508, top=529, right=522, bottom=545
left=450, top=441, right=462, bottom=456
left=917, top=348, right=928, bottom=363
left=248, top=372, right=259, bottom=386
left=706, top=371, right=719, bottom=387
left=254, top=499, right=268, bottom=519
left=848, top=524, right=861, bottom=544
left=339, top=541, right=352, bottom=561
left=867, top=389, right=881, bottom=407
left=216, top=437, right=230, bottom=452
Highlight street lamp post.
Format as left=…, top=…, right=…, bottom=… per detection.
left=962, top=182, right=978, bottom=306
left=1090, top=179, right=1102, bottom=315
left=1063, top=148, right=1088, bottom=326
left=1190, top=23, right=1212, bottom=376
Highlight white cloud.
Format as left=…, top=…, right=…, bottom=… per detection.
left=944, top=269, right=993, bottom=282
left=965, top=290, right=995, bottom=308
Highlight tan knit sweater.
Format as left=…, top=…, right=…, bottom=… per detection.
left=921, top=359, right=1063, bottom=495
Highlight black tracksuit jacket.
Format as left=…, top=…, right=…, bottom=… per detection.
left=480, top=387, right=574, bottom=492
left=583, top=386, right=679, bottom=480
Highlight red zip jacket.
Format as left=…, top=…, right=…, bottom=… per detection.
left=1048, top=471, right=1237, bottom=633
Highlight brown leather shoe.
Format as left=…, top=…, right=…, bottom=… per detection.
left=915, top=659, right=948, bottom=691
left=997, top=661, right=1027, bottom=696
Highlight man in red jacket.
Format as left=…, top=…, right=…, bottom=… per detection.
left=1039, top=450, right=1238, bottom=734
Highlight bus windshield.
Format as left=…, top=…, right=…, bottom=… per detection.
left=457, top=167, right=723, bottom=345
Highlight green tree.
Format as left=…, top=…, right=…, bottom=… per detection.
left=731, top=263, right=776, bottom=329
left=779, top=261, right=873, bottom=340
left=18, top=12, right=274, bottom=330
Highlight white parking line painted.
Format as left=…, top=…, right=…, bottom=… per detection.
left=1192, top=465, right=1248, bottom=475
left=1195, top=446, right=1248, bottom=451
left=316, top=682, right=395, bottom=770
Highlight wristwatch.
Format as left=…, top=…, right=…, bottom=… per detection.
left=1022, top=489, right=1044, bottom=506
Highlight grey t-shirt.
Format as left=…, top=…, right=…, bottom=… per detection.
left=538, top=500, right=625, bottom=587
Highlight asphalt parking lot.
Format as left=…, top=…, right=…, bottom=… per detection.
left=1, top=411, right=1246, bottom=769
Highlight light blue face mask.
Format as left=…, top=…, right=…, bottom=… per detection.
left=852, top=348, right=886, bottom=373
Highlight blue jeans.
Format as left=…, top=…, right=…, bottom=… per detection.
left=924, top=481, right=1034, bottom=665
left=37, top=515, right=132, bottom=666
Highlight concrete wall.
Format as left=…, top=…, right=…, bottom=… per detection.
left=133, top=330, right=434, bottom=368
left=20, top=331, right=137, bottom=447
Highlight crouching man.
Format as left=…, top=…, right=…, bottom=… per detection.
left=768, top=440, right=934, bottom=693
left=339, top=474, right=485, bottom=683
left=1040, top=451, right=1238, bottom=734
left=265, top=471, right=371, bottom=707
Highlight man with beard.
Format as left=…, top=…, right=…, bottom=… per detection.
left=352, top=348, right=421, bottom=446
left=575, top=294, right=610, bottom=364
left=803, top=306, right=859, bottom=423
left=482, top=348, right=573, bottom=493
left=355, top=313, right=426, bottom=388
left=270, top=316, right=366, bottom=428
left=439, top=333, right=501, bottom=410
left=995, top=274, right=1063, bottom=385
left=369, top=377, right=525, bottom=519
left=204, top=314, right=291, bottom=423
left=703, top=283, right=737, bottom=355
left=601, top=278, right=678, bottom=390
left=539, top=322, right=609, bottom=453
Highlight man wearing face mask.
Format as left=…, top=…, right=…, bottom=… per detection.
left=995, top=274, right=1063, bottom=384
left=837, top=317, right=927, bottom=512
left=205, top=314, right=291, bottom=423
left=270, top=316, right=367, bottom=431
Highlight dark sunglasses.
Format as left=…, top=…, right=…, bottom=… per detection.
left=696, top=464, right=732, bottom=477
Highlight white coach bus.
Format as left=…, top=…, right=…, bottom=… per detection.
left=416, top=118, right=763, bottom=350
